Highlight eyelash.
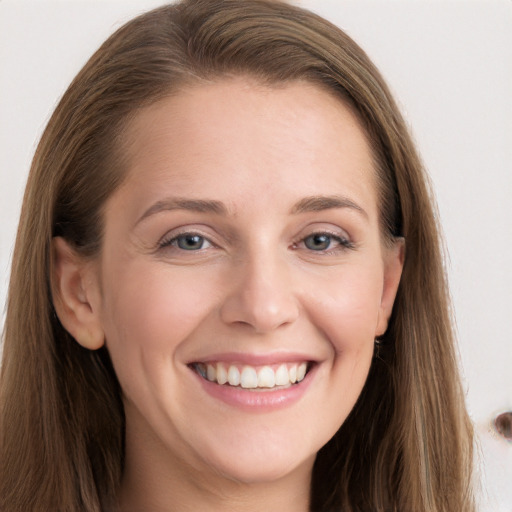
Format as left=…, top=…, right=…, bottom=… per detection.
left=292, top=231, right=354, bottom=254
left=158, top=230, right=354, bottom=255
left=158, top=231, right=214, bottom=252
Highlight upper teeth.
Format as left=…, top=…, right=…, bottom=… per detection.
left=196, top=362, right=308, bottom=389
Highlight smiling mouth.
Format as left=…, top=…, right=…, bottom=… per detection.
left=191, top=362, right=311, bottom=390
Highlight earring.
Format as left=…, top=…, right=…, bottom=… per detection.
left=374, top=338, right=383, bottom=359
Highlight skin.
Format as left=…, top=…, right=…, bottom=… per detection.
left=53, top=78, right=404, bottom=512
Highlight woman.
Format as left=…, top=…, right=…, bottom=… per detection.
left=0, top=0, right=476, bottom=511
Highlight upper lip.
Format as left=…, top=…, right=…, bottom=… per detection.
left=187, top=351, right=319, bottom=366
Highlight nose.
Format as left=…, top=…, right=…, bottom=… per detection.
left=219, top=254, right=300, bottom=334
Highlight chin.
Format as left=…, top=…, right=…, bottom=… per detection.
left=190, top=427, right=318, bottom=486
left=210, top=452, right=315, bottom=486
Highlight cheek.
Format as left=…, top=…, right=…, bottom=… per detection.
left=305, top=266, right=382, bottom=425
left=99, top=262, right=220, bottom=383
left=306, top=263, right=384, bottom=352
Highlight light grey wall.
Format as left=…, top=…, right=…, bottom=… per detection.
left=1, top=1, right=511, bottom=509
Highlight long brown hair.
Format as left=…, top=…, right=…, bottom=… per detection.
left=0, top=1, right=475, bottom=510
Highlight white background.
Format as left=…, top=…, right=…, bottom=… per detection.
left=1, top=1, right=511, bottom=510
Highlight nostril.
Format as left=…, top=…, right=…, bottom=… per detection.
left=494, top=411, right=512, bottom=441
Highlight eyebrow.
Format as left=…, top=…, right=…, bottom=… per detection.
left=137, top=198, right=228, bottom=224
left=137, top=194, right=367, bottom=224
left=290, top=195, right=368, bottom=218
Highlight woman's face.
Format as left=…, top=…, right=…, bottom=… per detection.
left=90, top=79, right=403, bottom=485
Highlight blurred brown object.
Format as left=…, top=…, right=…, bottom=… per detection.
left=494, top=412, right=512, bottom=441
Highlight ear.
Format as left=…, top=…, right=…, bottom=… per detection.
left=51, top=237, right=105, bottom=350
left=375, top=238, right=405, bottom=337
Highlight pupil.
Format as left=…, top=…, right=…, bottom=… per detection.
left=306, top=234, right=330, bottom=251
left=178, top=235, right=203, bottom=250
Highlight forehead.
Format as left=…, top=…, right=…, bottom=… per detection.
left=115, top=78, right=378, bottom=219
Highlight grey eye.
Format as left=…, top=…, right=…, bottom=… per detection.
left=304, top=234, right=332, bottom=251
left=176, top=234, right=207, bottom=250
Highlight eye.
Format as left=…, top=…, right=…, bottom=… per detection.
left=299, top=232, right=354, bottom=253
left=161, top=233, right=212, bottom=251
left=304, top=233, right=334, bottom=251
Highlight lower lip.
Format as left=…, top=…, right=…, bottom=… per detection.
left=192, top=365, right=316, bottom=412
